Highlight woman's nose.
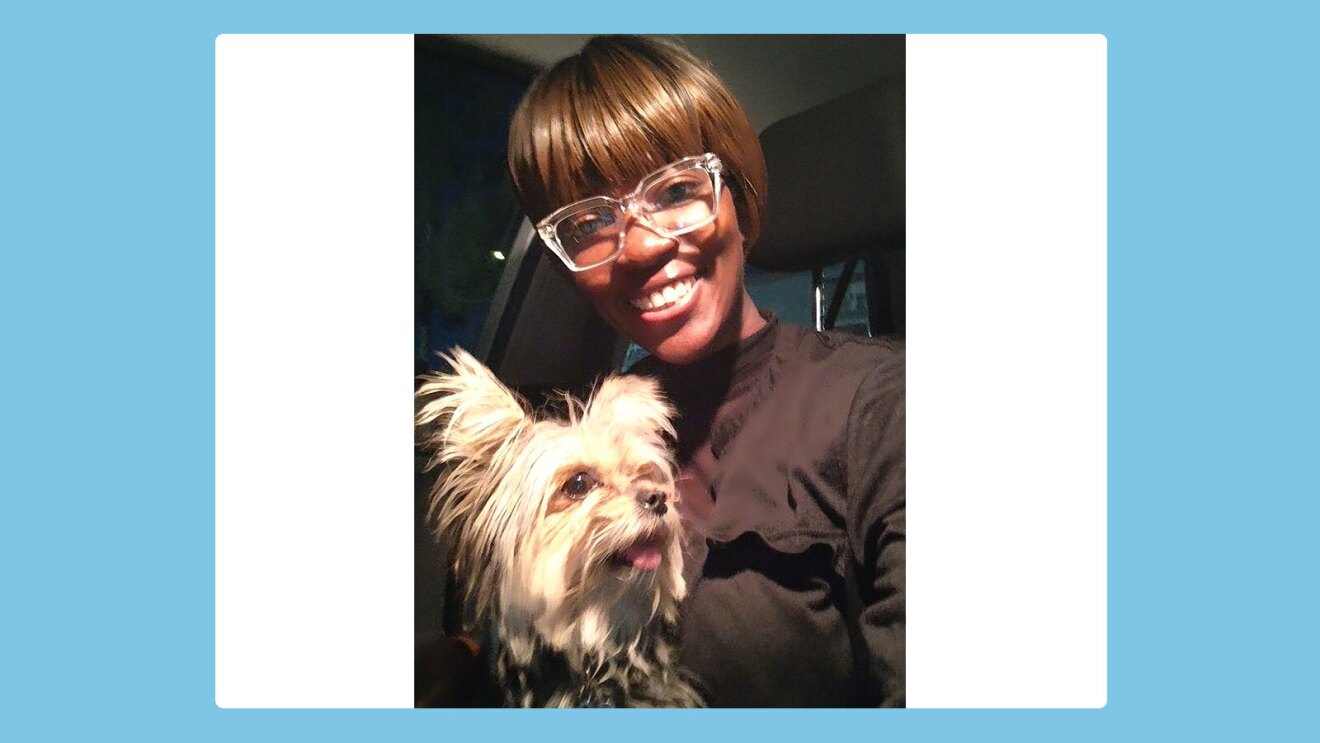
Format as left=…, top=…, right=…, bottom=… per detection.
left=615, top=215, right=676, bottom=268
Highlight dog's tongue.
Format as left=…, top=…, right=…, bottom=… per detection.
left=624, top=542, right=663, bottom=571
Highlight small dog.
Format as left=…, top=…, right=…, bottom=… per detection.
left=416, top=349, right=703, bottom=708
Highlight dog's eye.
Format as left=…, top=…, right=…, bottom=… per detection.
left=561, top=471, right=599, bottom=500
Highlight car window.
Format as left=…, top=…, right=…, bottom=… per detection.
left=414, top=38, right=532, bottom=378
left=814, top=261, right=873, bottom=337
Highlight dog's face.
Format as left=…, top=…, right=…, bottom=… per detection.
left=500, top=394, right=684, bottom=649
left=418, top=350, right=685, bottom=654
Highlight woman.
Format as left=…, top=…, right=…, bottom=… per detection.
left=505, top=35, right=905, bottom=707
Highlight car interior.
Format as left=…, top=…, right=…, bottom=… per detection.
left=413, top=34, right=905, bottom=706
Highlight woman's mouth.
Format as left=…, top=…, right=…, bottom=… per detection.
left=628, top=276, right=698, bottom=315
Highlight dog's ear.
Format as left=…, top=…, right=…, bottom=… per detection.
left=584, top=375, right=676, bottom=440
left=416, top=348, right=529, bottom=467
left=416, top=349, right=531, bottom=610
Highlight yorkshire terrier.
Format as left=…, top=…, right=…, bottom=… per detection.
left=416, top=349, right=703, bottom=708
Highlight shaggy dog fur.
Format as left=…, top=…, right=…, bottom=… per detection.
left=416, top=349, right=702, bottom=707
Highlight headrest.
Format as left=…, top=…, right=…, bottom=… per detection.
left=749, top=78, right=905, bottom=272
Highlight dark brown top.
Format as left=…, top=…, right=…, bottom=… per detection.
left=632, top=313, right=905, bottom=707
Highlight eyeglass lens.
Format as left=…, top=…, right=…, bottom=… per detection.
left=554, top=167, right=716, bottom=267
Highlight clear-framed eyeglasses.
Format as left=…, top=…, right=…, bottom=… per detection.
left=536, top=153, right=724, bottom=272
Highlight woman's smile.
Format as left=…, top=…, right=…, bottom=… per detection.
left=628, top=275, right=698, bottom=314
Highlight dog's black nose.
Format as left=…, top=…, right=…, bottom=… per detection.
left=637, top=491, right=667, bottom=516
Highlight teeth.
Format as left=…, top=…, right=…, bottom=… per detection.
left=630, top=277, right=695, bottom=312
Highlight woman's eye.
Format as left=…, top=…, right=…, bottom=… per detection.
left=657, top=181, right=697, bottom=207
left=565, top=211, right=615, bottom=243
left=570, top=219, right=601, bottom=238
left=560, top=471, right=599, bottom=500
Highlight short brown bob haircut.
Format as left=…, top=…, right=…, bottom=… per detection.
left=507, top=35, right=769, bottom=249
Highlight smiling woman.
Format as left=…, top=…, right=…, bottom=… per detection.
left=528, top=150, right=762, bottom=365
left=507, top=37, right=772, bottom=367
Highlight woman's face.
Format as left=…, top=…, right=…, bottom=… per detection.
left=566, top=185, right=750, bottom=366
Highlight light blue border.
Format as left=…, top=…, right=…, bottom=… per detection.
left=6, top=2, right=1316, bottom=740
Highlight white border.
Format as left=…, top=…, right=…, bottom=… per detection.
left=214, top=34, right=1106, bottom=708
left=215, top=34, right=415, bottom=708
left=906, top=35, right=1107, bottom=707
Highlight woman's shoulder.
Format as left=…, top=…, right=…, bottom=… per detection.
left=775, top=322, right=904, bottom=388
left=768, top=325, right=905, bottom=455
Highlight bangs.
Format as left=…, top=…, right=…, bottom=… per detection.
left=507, top=36, right=767, bottom=245
left=516, top=52, right=706, bottom=216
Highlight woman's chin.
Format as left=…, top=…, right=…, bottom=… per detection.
left=639, top=314, right=725, bottom=365
left=602, top=263, right=748, bottom=366
left=614, top=280, right=712, bottom=363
